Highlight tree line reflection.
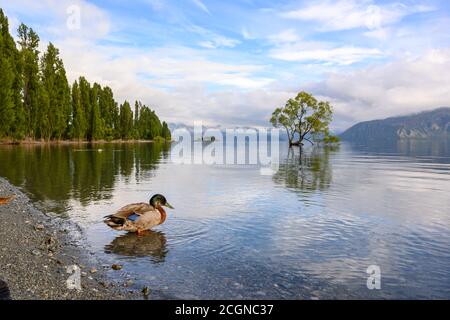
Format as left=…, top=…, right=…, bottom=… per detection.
left=0, top=143, right=170, bottom=214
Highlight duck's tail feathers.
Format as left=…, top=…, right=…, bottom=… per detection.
left=104, top=215, right=126, bottom=227
left=0, top=280, right=11, bottom=300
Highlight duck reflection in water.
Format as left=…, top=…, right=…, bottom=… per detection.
left=105, top=230, right=168, bottom=263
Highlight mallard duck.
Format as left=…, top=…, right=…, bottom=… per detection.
left=0, top=195, right=15, bottom=205
left=104, top=194, right=174, bottom=235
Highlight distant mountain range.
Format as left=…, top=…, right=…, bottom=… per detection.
left=340, top=107, right=450, bottom=141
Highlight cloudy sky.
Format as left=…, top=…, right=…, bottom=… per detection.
left=1, top=0, right=449, bottom=131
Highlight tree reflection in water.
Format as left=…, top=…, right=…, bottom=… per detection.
left=0, top=142, right=170, bottom=215
left=273, top=145, right=339, bottom=194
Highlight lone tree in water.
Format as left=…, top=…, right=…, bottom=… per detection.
left=270, top=91, right=339, bottom=147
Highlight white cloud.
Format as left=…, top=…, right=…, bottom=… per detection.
left=270, top=45, right=384, bottom=65
left=2, top=0, right=448, bottom=132
left=281, top=0, right=435, bottom=32
left=53, top=38, right=279, bottom=126
left=268, top=29, right=300, bottom=44
left=198, top=41, right=217, bottom=49
left=188, top=25, right=241, bottom=49
left=191, top=0, right=211, bottom=15
left=58, top=41, right=273, bottom=88
left=198, top=37, right=240, bottom=49
left=241, top=27, right=256, bottom=40
left=308, top=49, right=450, bottom=131
left=363, top=27, right=391, bottom=40
left=1, top=0, right=111, bottom=41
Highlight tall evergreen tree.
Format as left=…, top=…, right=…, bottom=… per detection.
left=99, top=86, right=116, bottom=140
left=90, top=83, right=104, bottom=140
left=78, top=76, right=92, bottom=140
left=0, top=10, right=18, bottom=138
left=150, top=109, right=162, bottom=139
left=134, top=101, right=141, bottom=139
left=137, top=106, right=152, bottom=139
left=17, top=23, right=41, bottom=139
left=161, top=121, right=171, bottom=141
left=112, top=100, right=120, bottom=139
left=37, top=86, right=51, bottom=140
left=119, top=101, right=133, bottom=140
left=0, top=10, right=170, bottom=142
left=40, top=42, right=71, bottom=140
left=0, top=10, right=23, bottom=139
left=71, top=80, right=86, bottom=140
left=135, top=104, right=165, bottom=140
left=0, top=53, right=15, bottom=137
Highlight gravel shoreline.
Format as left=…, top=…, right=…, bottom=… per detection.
left=0, top=177, right=137, bottom=300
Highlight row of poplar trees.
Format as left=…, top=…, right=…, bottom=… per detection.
left=0, top=10, right=171, bottom=142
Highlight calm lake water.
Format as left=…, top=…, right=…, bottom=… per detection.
left=0, top=139, right=449, bottom=299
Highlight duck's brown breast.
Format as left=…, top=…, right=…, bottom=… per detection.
left=156, top=206, right=167, bottom=225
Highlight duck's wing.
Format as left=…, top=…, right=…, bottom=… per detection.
left=104, top=203, right=152, bottom=226
left=112, top=203, right=152, bottom=218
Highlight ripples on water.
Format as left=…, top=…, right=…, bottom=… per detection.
left=0, top=139, right=449, bottom=299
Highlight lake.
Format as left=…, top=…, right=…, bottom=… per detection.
left=0, top=139, right=449, bottom=299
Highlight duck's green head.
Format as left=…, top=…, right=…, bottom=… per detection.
left=150, top=194, right=174, bottom=209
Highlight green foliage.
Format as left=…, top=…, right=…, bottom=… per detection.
left=153, top=136, right=165, bottom=143
left=271, top=91, right=339, bottom=146
left=0, top=10, right=17, bottom=138
left=132, top=101, right=166, bottom=140
left=119, top=101, right=133, bottom=140
left=322, top=134, right=340, bottom=144
left=0, top=10, right=170, bottom=142
left=161, top=121, right=171, bottom=141
left=40, top=43, right=71, bottom=139
left=90, top=83, right=104, bottom=140
left=3, top=17, right=23, bottom=139
left=18, top=22, right=41, bottom=139
left=71, top=80, right=86, bottom=140
left=0, top=54, right=15, bottom=137
left=99, top=86, right=116, bottom=140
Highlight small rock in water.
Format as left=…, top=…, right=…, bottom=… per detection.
left=90, top=268, right=97, bottom=274
left=142, top=287, right=150, bottom=297
left=125, top=280, right=134, bottom=287
left=111, top=264, right=122, bottom=270
left=45, top=236, right=57, bottom=251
